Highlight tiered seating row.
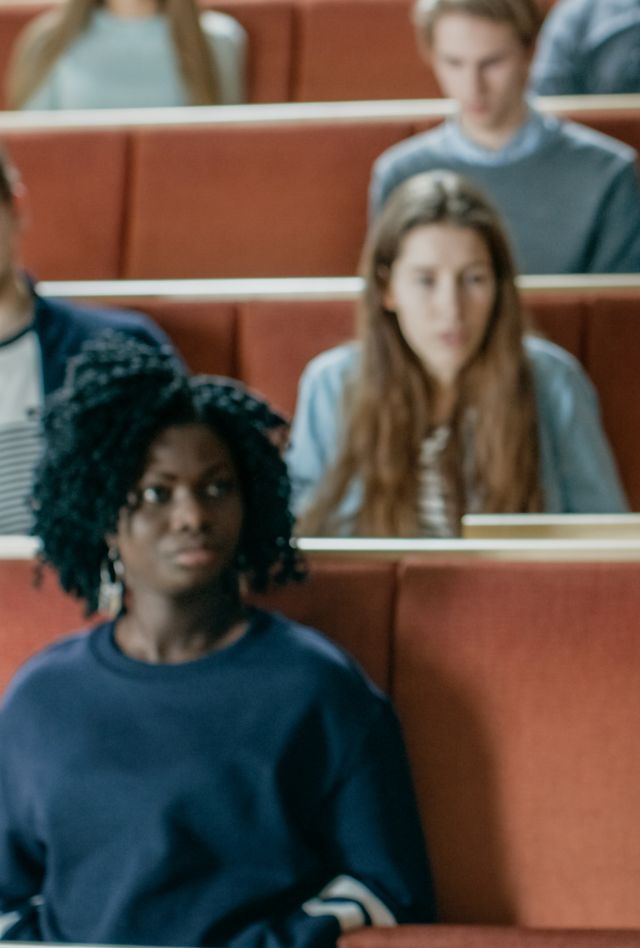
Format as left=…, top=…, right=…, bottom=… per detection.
left=0, top=0, right=453, bottom=107
left=5, top=99, right=640, bottom=281
left=0, top=0, right=584, bottom=107
left=40, top=278, right=640, bottom=507
left=4, top=545, right=640, bottom=930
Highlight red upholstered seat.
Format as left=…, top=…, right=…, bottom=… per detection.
left=0, top=560, right=86, bottom=693
left=103, top=298, right=239, bottom=377
left=393, top=559, right=640, bottom=926
left=341, top=927, right=640, bottom=948
left=522, top=293, right=586, bottom=361
left=292, top=0, right=439, bottom=102
left=124, top=122, right=413, bottom=278
left=238, top=298, right=356, bottom=414
left=6, top=130, right=128, bottom=280
left=583, top=294, right=640, bottom=509
left=204, top=0, right=295, bottom=103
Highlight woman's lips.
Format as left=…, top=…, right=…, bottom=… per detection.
left=172, top=548, right=218, bottom=567
left=439, top=331, right=466, bottom=348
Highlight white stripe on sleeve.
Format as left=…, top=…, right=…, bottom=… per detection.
left=302, top=874, right=396, bottom=930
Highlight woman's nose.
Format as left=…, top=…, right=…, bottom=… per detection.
left=435, top=279, right=463, bottom=322
left=170, top=487, right=208, bottom=531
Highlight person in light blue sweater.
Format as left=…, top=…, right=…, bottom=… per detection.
left=370, top=0, right=640, bottom=274
left=7, top=0, right=246, bottom=110
left=530, top=0, right=640, bottom=96
left=288, top=171, right=627, bottom=538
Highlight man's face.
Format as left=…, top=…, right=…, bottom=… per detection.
left=427, top=13, right=531, bottom=137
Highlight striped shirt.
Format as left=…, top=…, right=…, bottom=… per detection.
left=417, top=426, right=458, bottom=538
left=0, top=325, right=42, bottom=534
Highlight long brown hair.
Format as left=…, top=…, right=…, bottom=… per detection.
left=6, top=0, right=219, bottom=109
left=300, top=171, right=543, bottom=537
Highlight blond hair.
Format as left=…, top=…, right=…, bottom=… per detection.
left=6, top=0, right=219, bottom=109
left=299, top=171, right=543, bottom=537
left=413, top=0, right=543, bottom=48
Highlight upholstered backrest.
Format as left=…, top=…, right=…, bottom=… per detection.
left=393, top=558, right=640, bottom=926
left=0, top=559, right=86, bottom=693
left=583, top=294, right=640, bottom=509
left=341, top=927, right=640, bottom=948
left=292, top=0, right=438, bottom=102
left=7, top=130, right=129, bottom=280
left=237, top=298, right=356, bottom=414
left=123, top=121, right=413, bottom=278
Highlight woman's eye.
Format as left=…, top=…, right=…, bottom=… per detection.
left=202, top=480, right=235, bottom=500
left=140, top=485, right=172, bottom=505
left=464, top=271, right=490, bottom=287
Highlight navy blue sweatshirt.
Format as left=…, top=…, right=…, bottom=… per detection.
left=0, top=609, right=435, bottom=946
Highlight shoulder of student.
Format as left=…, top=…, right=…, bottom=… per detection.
left=553, top=116, right=638, bottom=169
left=200, top=10, right=247, bottom=46
left=298, top=341, right=361, bottom=395
left=524, top=334, right=597, bottom=409
left=37, top=292, right=172, bottom=350
left=254, top=608, right=391, bottom=724
left=372, top=123, right=450, bottom=180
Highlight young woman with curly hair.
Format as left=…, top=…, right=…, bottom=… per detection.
left=288, top=170, right=627, bottom=537
left=6, top=0, right=246, bottom=109
left=0, top=334, right=435, bottom=946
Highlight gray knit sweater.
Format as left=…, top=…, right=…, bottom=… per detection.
left=369, top=110, right=640, bottom=274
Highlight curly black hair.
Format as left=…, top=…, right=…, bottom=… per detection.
left=31, top=332, right=305, bottom=614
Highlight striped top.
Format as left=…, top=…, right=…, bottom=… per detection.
left=0, top=326, right=42, bottom=534
left=417, top=426, right=457, bottom=538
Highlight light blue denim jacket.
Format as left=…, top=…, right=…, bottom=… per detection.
left=287, top=336, right=628, bottom=532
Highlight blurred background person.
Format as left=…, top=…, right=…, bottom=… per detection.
left=6, top=0, right=246, bottom=110
left=530, top=0, right=640, bottom=96
left=370, top=0, right=640, bottom=274
left=0, top=150, right=170, bottom=535
left=288, top=171, right=627, bottom=538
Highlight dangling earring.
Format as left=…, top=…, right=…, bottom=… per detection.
left=98, top=546, right=125, bottom=618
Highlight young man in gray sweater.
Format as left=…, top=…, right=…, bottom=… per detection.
left=369, top=0, right=640, bottom=274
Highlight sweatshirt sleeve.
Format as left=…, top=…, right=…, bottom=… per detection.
left=532, top=341, right=629, bottom=512
left=286, top=348, right=353, bottom=518
left=529, top=1, right=587, bottom=96
left=226, top=701, right=437, bottom=948
left=588, top=158, right=640, bottom=273
left=0, top=724, right=44, bottom=941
